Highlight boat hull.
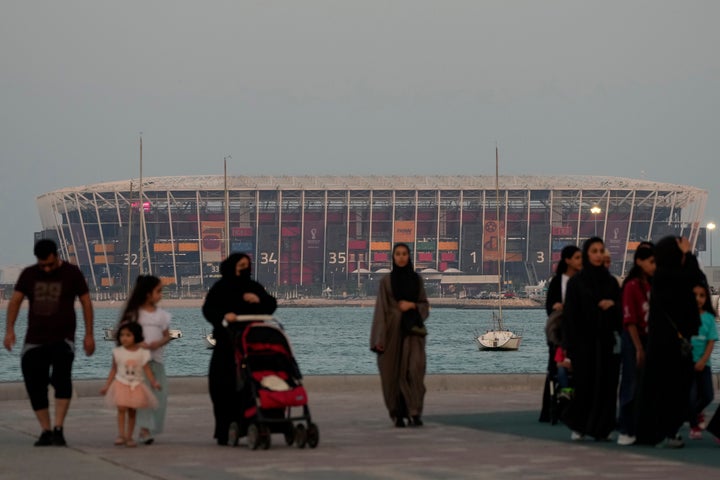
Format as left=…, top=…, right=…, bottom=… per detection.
left=476, top=330, right=522, bottom=351
left=103, top=327, right=183, bottom=341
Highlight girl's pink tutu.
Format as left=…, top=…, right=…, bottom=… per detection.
left=104, top=381, right=158, bottom=409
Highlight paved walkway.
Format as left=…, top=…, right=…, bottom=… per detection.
left=1, top=375, right=719, bottom=479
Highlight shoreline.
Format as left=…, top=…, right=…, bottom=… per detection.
left=0, top=297, right=541, bottom=310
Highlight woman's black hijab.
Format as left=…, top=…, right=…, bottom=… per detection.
left=579, top=236, right=612, bottom=294
left=219, top=252, right=252, bottom=283
left=390, top=243, right=420, bottom=302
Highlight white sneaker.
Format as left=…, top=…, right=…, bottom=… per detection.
left=617, top=433, right=636, bottom=446
left=571, top=431, right=585, bottom=441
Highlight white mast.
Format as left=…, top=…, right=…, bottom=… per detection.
left=224, top=155, right=231, bottom=258
left=496, top=145, right=503, bottom=322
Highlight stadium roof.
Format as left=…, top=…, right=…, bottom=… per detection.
left=39, top=175, right=706, bottom=196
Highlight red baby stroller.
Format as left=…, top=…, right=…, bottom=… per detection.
left=227, top=315, right=319, bottom=450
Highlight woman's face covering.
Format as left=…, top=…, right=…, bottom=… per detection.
left=235, top=256, right=250, bottom=275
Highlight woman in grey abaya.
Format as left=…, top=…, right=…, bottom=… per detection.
left=370, top=243, right=430, bottom=428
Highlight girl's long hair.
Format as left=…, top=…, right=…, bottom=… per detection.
left=556, top=245, right=580, bottom=276
left=695, top=281, right=717, bottom=317
left=621, top=242, right=655, bottom=289
left=119, top=275, right=161, bottom=324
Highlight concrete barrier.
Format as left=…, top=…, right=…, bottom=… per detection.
left=0, top=373, right=547, bottom=401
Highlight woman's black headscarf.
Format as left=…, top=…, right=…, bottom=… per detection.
left=654, top=236, right=684, bottom=271
left=580, top=236, right=609, bottom=291
left=390, top=243, right=420, bottom=302
left=220, top=252, right=252, bottom=283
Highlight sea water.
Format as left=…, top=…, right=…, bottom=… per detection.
left=1, top=307, right=717, bottom=382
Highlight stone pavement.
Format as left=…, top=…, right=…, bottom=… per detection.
left=1, top=374, right=719, bottom=480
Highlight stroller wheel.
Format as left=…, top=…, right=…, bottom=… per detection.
left=247, top=424, right=260, bottom=450
left=259, top=425, right=272, bottom=450
left=306, top=423, right=320, bottom=449
left=294, top=424, right=307, bottom=449
left=284, top=424, right=295, bottom=446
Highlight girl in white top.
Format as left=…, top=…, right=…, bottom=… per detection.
left=100, top=322, right=160, bottom=447
left=119, top=275, right=172, bottom=445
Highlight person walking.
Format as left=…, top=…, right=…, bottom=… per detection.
left=202, top=252, right=277, bottom=445
left=539, top=245, right=581, bottom=423
left=99, top=322, right=160, bottom=447
left=3, top=239, right=95, bottom=446
left=118, top=275, right=172, bottom=445
left=616, top=242, right=655, bottom=446
left=370, top=243, right=430, bottom=428
left=561, top=237, right=622, bottom=441
left=635, top=236, right=704, bottom=448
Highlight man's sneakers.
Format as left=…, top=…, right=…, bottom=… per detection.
left=34, top=427, right=66, bottom=447
left=34, top=430, right=53, bottom=446
left=52, top=426, right=66, bottom=446
left=689, top=427, right=703, bottom=440
left=617, top=433, right=636, bottom=446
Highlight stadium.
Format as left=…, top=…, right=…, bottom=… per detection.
left=35, top=175, right=708, bottom=297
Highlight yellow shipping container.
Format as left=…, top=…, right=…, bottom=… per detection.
left=438, top=241, right=458, bottom=250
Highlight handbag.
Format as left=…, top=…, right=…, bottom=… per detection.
left=401, top=309, right=427, bottom=337
left=665, top=312, right=694, bottom=361
left=678, top=335, right=694, bottom=360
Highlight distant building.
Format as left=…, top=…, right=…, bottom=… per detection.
left=35, top=175, right=707, bottom=296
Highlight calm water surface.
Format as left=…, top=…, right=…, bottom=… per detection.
left=2, top=306, right=717, bottom=382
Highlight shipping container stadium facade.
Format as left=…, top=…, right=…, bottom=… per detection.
left=36, top=175, right=707, bottom=296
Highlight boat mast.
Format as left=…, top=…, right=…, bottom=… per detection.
left=496, top=145, right=503, bottom=322
left=138, top=134, right=145, bottom=274
left=126, top=180, right=133, bottom=297
left=224, top=155, right=231, bottom=258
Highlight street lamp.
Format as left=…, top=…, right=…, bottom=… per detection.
left=708, top=222, right=716, bottom=266
left=590, top=205, right=602, bottom=236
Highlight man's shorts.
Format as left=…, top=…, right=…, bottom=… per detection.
left=21, top=341, right=75, bottom=411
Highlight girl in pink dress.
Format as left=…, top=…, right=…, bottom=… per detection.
left=99, top=322, right=160, bottom=447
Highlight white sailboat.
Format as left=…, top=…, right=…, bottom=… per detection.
left=476, top=147, right=522, bottom=351
left=104, top=327, right=183, bottom=341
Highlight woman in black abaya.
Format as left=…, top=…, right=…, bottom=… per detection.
left=202, top=253, right=277, bottom=445
left=561, top=237, right=622, bottom=440
left=635, top=236, right=703, bottom=448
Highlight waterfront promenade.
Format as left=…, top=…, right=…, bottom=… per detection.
left=1, top=374, right=719, bottom=479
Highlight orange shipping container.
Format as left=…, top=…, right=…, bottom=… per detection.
left=370, top=241, right=391, bottom=251
left=179, top=242, right=199, bottom=252
left=154, top=243, right=174, bottom=252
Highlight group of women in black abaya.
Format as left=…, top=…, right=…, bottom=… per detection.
left=550, top=235, right=706, bottom=448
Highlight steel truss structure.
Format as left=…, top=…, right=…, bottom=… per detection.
left=36, top=175, right=707, bottom=295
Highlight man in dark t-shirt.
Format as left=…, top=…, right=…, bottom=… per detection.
left=3, top=239, right=95, bottom=446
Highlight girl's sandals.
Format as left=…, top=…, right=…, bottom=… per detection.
left=125, top=438, right=137, bottom=448
left=114, top=436, right=125, bottom=446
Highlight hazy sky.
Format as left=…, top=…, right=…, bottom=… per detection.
left=1, top=1, right=718, bottom=267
